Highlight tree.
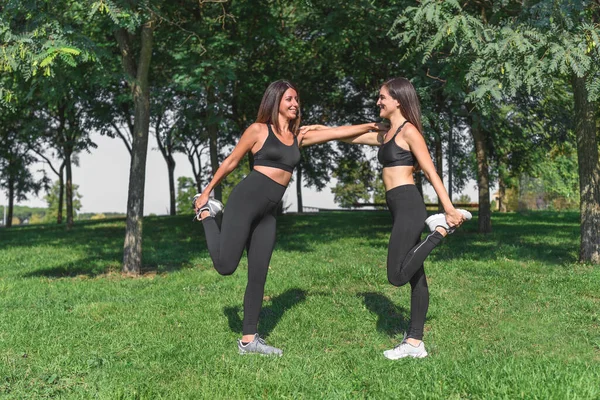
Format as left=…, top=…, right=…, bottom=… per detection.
left=152, top=87, right=181, bottom=216
left=33, top=149, right=66, bottom=223
left=445, top=0, right=600, bottom=262
left=175, top=177, right=197, bottom=215
left=43, top=180, right=82, bottom=223
left=96, top=1, right=227, bottom=274
left=34, top=69, right=96, bottom=228
left=0, top=103, right=46, bottom=228
left=331, top=146, right=376, bottom=208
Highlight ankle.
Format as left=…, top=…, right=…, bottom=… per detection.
left=405, top=337, right=422, bottom=346
left=241, top=334, right=256, bottom=343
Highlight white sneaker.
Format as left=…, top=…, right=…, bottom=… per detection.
left=383, top=338, right=428, bottom=359
left=425, top=209, right=472, bottom=234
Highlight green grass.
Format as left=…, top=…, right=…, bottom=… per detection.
left=0, top=211, right=599, bottom=399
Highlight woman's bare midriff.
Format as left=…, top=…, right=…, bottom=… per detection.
left=382, top=165, right=415, bottom=191
left=253, top=166, right=293, bottom=187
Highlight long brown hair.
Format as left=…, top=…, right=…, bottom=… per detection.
left=382, top=77, right=423, bottom=133
left=256, top=80, right=301, bottom=136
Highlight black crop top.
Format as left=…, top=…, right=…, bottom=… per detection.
left=377, top=121, right=416, bottom=168
left=253, top=124, right=301, bottom=173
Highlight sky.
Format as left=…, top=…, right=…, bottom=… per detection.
left=5, top=132, right=482, bottom=216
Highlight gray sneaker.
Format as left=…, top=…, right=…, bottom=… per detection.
left=192, top=195, right=224, bottom=221
left=238, top=334, right=283, bottom=356
left=425, top=209, right=472, bottom=234
left=383, top=337, right=428, bottom=360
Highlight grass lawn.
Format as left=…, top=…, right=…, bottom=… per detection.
left=0, top=211, right=599, bottom=399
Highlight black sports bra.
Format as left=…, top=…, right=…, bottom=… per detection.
left=253, top=124, right=301, bottom=173
left=377, top=121, right=416, bottom=168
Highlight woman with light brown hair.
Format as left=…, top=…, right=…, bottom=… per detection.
left=301, top=77, right=471, bottom=359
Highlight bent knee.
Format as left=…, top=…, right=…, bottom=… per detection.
left=387, top=273, right=409, bottom=287
left=214, top=260, right=238, bottom=276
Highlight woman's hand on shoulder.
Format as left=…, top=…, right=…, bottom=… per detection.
left=299, top=124, right=328, bottom=136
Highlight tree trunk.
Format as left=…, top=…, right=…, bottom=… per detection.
left=168, top=156, right=176, bottom=216
left=573, top=76, right=600, bottom=263
left=296, top=165, right=303, bottom=213
left=447, top=114, right=454, bottom=202
left=471, top=112, right=492, bottom=233
left=155, top=118, right=177, bottom=216
left=207, top=87, right=221, bottom=201
left=189, top=152, right=202, bottom=193
left=6, top=176, right=14, bottom=228
left=434, top=132, right=443, bottom=211
left=119, top=17, right=156, bottom=275
left=65, top=150, right=74, bottom=228
left=498, top=175, right=507, bottom=213
left=415, top=172, right=423, bottom=198
left=57, top=162, right=65, bottom=224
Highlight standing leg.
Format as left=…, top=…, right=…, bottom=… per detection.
left=407, top=266, right=429, bottom=340
left=236, top=207, right=283, bottom=356
left=383, top=186, right=432, bottom=359
left=242, top=210, right=277, bottom=335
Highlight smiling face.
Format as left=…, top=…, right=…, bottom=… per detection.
left=278, top=88, right=299, bottom=121
left=376, top=85, right=400, bottom=119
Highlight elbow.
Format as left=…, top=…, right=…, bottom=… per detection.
left=222, top=157, right=239, bottom=174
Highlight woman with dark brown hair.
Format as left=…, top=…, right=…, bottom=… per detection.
left=301, top=77, right=471, bottom=359
left=194, top=80, right=381, bottom=355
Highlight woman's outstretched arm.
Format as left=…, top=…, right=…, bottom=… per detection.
left=299, top=123, right=384, bottom=147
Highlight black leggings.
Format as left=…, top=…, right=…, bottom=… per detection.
left=202, top=170, right=286, bottom=335
left=385, top=185, right=444, bottom=340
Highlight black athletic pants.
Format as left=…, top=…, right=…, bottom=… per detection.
left=385, top=184, right=444, bottom=340
left=202, top=170, right=286, bottom=335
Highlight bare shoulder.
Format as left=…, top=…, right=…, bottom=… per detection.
left=243, top=122, right=268, bottom=140
left=402, top=123, right=424, bottom=144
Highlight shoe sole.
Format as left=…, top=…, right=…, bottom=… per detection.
left=383, top=351, right=428, bottom=360
left=238, top=350, right=282, bottom=356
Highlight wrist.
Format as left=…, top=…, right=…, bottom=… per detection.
left=443, top=203, right=455, bottom=213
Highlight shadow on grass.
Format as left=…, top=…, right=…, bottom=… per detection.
left=276, top=211, right=581, bottom=266
left=18, top=215, right=207, bottom=278
left=223, top=288, right=307, bottom=338
left=5, top=210, right=583, bottom=280
left=358, top=292, right=409, bottom=337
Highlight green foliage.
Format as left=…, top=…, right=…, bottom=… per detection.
left=43, top=180, right=82, bottom=223
left=0, top=205, right=46, bottom=224
left=0, top=1, right=96, bottom=107
left=77, top=212, right=125, bottom=220
left=516, top=143, right=580, bottom=211
left=0, top=98, right=46, bottom=208
left=372, top=174, right=387, bottom=208
left=221, top=156, right=251, bottom=205
left=331, top=149, right=376, bottom=208
left=176, top=176, right=197, bottom=215
left=455, top=193, right=472, bottom=204
left=393, top=1, right=600, bottom=102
